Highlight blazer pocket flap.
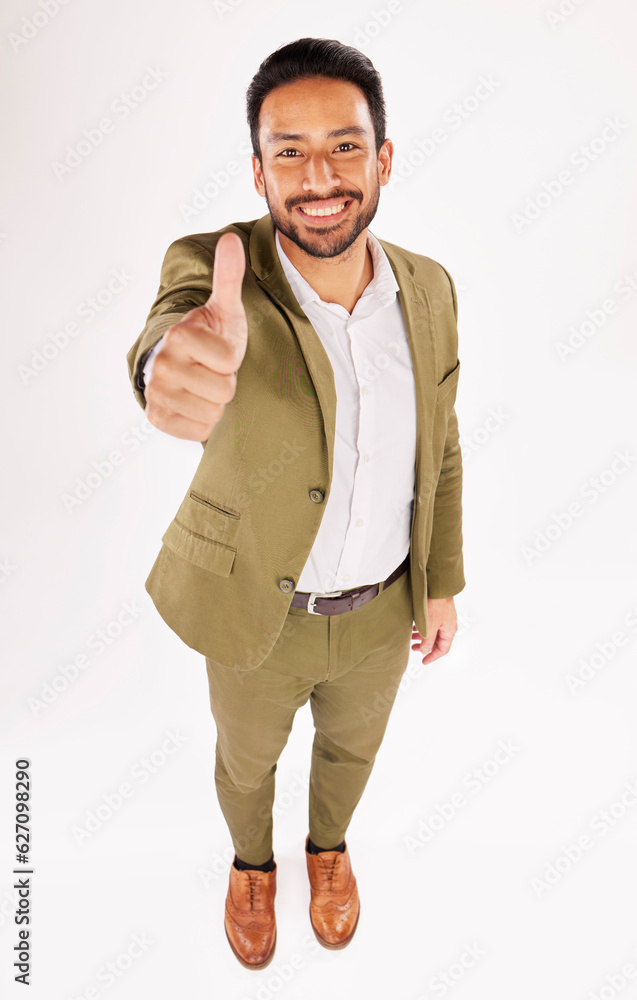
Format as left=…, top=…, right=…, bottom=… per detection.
left=175, top=490, right=241, bottom=546
left=161, top=519, right=236, bottom=577
left=436, top=359, right=460, bottom=402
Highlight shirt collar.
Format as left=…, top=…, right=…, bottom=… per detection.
left=275, top=227, right=398, bottom=311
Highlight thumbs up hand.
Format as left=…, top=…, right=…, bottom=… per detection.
left=144, top=232, right=248, bottom=441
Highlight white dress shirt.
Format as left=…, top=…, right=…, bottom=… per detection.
left=143, top=228, right=418, bottom=595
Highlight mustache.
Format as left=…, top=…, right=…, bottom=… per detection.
left=287, top=192, right=361, bottom=209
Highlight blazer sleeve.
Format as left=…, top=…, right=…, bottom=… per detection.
left=126, top=237, right=214, bottom=410
left=425, top=265, right=466, bottom=599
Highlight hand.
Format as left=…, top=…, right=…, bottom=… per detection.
left=145, top=232, right=248, bottom=441
left=411, top=597, right=458, bottom=665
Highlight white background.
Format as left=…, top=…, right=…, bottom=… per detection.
left=2, top=1, right=637, bottom=998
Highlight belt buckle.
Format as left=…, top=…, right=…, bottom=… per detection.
left=307, top=589, right=343, bottom=615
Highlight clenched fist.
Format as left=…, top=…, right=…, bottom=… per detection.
left=144, top=232, right=248, bottom=441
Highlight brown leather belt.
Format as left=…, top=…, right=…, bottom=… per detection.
left=290, top=552, right=410, bottom=616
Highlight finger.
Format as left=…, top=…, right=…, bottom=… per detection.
left=421, top=632, right=453, bottom=664
left=422, top=649, right=443, bottom=665
left=148, top=356, right=236, bottom=414
left=146, top=408, right=217, bottom=442
left=436, top=633, right=453, bottom=654
left=146, top=385, right=226, bottom=439
left=161, top=317, right=238, bottom=377
left=207, top=232, right=246, bottom=316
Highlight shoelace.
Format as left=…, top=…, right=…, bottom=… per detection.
left=245, top=870, right=268, bottom=908
left=318, top=852, right=340, bottom=887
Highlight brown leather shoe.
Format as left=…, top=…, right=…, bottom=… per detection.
left=224, top=861, right=277, bottom=969
left=305, top=835, right=360, bottom=949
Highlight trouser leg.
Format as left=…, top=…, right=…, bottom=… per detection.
left=204, top=653, right=315, bottom=866
left=307, top=567, right=414, bottom=848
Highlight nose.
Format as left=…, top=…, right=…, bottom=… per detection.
left=301, top=152, right=340, bottom=192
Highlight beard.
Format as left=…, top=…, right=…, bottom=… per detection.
left=264, top=179, right=381, bottom=259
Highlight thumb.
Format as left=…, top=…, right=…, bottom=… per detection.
left=207, top=232, right=246, bottom=316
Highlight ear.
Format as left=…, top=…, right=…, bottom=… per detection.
left=378, top=138, right=394, bottom=187
left=252, top=155, right=266, bottom=198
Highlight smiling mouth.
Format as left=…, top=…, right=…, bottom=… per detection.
left=296, top=199, right=353, bottom=221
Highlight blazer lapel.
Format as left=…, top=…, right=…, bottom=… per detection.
left=377, top=237, right=439, bottom=494
left=249, top=213, right=338, bottom=482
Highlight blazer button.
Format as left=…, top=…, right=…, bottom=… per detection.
left=309, top=489, right=324, bottom=503
left=279, top=579, right=295, bottom=593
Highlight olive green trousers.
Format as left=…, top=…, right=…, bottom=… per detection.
left=204, top=561, right=414, bottom=865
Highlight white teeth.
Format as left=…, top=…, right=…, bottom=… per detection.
left=300, top=202, right=346, bottom=217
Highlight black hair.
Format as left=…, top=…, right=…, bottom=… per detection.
left=246, top=37, right=387, bottom=162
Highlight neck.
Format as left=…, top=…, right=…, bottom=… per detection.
left=277, top=228, right=374, bottom=314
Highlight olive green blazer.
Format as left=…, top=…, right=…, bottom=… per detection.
left=126, top=213, right=465, bottom=670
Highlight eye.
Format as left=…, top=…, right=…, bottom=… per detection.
left=277, top=149, right=300, bottom=157
left=336, top=142, right=357, bottom=152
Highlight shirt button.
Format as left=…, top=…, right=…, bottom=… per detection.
left=363, top=454, right=370, bottom=463
left=361, top=386, right=369, bottom=397
left=355, top=518, right=364, bottom=527
left=342, top=573, right=350, bottom=582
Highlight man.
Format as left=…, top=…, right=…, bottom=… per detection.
left=126, top=37, right=465, bottom=970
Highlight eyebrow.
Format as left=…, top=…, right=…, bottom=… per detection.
left=265, top=126, right=369, bottom=145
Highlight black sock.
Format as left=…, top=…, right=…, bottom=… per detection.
left=307, top=837, right=345, bottom=854
left=233, top=853, right=275, bottom=872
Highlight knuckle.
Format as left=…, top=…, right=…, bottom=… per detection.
left=165, top=323, right=187, bottom=347
left=145, top=405, right=164, bottom=432
left=152, top=353, right=170, bottom=378
left=222, top=373, right=237, bottom=401
left=145, top=382, right=163, bottom=407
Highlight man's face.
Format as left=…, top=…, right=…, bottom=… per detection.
left=252, top=76, right=393, bottom=259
